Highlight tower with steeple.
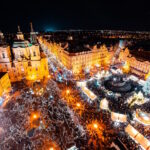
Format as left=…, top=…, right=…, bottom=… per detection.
left=0, top=25, right=49, bottom=82
left=16, top=26, right=24, bottom=40
left=30, top=22, right=37, bottom=44
left=0, top=30, right=12, bottom=73
left=0, top=31, right=4, bottom=44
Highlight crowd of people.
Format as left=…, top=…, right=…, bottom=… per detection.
left=86, top=75, right=150, bottom=150
left=1, top=41, right=150, bottom=150
left=0, top=79, right=89, bottom=149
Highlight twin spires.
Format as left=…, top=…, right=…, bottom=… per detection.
left=17, top=22, right=35, bottom=34
left=16, top=22, right=37, bottom=43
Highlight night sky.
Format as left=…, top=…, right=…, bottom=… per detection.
left=0, top=0, right=150, bottom=32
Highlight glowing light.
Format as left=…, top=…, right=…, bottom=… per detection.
left=27, top=73, right=37, bottom=81
left=122, top=61, right=130, bottom=73
left=145, top=72, right=150, bottom=80
left=33, top=114, right=37, bottom=119
left=66, top=89, right=70, bottom=94
left=45, top=27, right=56, bottom=32
left=114, top=121, right=120, bottom=127
left=100, top=98, right=109, bottom=110
left=47, top=75, right=51, bottom=78
left=31, top=112, right=39, bottom=120
left=93, top=123, right=98, bottom=129
left=76, top=103, right=81, bottom=107
left=49, top=147, right=54, bottom=150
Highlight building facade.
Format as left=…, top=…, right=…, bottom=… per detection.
left=39, top=37, right=113, bottom=74
left=0, top=72, right=11, bottom=96
left=119, top=48, right=150, bottom=79
left=0, top=26, right=49, bottom=82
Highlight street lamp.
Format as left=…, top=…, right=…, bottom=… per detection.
left=33, top=114, right=37, bottom=119
left=31, top=112, right=40, bottom=120
left=48, top=75, right=51, bottom=79
left=93, top=123, right=98, bottom=129
left=66, top=89, right=70, bottom=95
left=30, top=112, right=40, bottom=128
left=76, top=103, right=81, bottom=107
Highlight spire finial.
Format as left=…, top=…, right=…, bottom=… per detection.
left=18, top=25, right=21, bottom=32
left=0, top=30, right=4, bottom=36
left=30, top=22, right=34, bottom=32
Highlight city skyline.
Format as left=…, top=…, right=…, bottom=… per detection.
left=1, top=1, right=150, bottom=149
left=1, top=0, right=150, bottom=32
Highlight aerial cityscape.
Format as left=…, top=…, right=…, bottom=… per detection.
left=1, top=0, right=150, bottom=150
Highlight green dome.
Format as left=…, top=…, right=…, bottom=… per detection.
left=13, top=40, right=32, bottom=48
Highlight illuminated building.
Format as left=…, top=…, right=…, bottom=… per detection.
left=0, top=72, right=11, bottom=96
left=129, top=58, right=150, bottom=79
left=30, top=22, right=38, bottom=44
left=39, top=37, right=113, bottom=74
left=119, top=48, right=150, bottom=79
left=16, top=26, right=24, bottom=40
left=122, top=61, right=130, bottom=73
left=0, top=25, right=49, bottom=82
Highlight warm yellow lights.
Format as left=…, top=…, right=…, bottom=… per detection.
left=31, top=112, right=39, bottom=120
left=47, top=75, right=51, bottom=78
left=66, top=89, right=70, bottom=94
left=33, top=114, right=37, bottom=119
left=30, top=112, right=41, bottom=128
left=76, top=103, right=81, bottom=107
left=27, top=73, right=37, bottom=81
left=145, top=71, right=150, bottom=80
left=122, top=61, right=130, bottom=73
left=49, top=147, right=54, bottom=150
left=93, top=123, right=98, bottom=129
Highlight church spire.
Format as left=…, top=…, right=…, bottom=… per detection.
left=0, top=30, right=5, bottom=44
left=0, top=30, right=3, bottom=37
left=16, top=25, right=24, bottom=40
left=30, top=22, right=34, bottom=32
left=18, top=25, right=21, bottom=32
left=30, top=22, right=37, bottom=44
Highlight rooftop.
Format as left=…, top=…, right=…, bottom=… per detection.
left=13, top=40, right=32, bottom=48
left=0, top=43, right=9, bottom=48
left=63, top=42, right=91, bottom=53
left=131, top=50, right=150, bottom=62
left=45, top=32, right=119, bottom=53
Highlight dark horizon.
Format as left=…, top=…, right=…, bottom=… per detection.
left=1, top=0, right=150, bottom=32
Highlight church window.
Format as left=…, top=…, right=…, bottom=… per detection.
left=2, top=53, right=5, bottom=58
left=28, top=61, right=31, bottom=66
left=33, top=51, right=36, bottom=56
